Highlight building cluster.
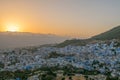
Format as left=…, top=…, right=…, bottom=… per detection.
left=0, top=40, right=120, bottom=78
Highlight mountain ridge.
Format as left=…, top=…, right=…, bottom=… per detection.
left=91, top=25, right=120, bottom=40
left=0, top=32, right=69, bottom=49
left=56, top=25, right=120, bottom=47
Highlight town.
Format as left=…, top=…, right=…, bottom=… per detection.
left=0, top=39, right=120, bottom=80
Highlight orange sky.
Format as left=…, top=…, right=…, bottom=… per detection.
left=0, top=0, right=120, bottom=38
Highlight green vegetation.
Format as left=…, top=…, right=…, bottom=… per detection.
left=56, top=26, right=120, bottom=47
left=68, top=76, right=73, bottom=80
left=0, top=70, right=31, bottom=80
left=92, top=26, right=120, bottom=40
left=0, top=65, right=101, bottom=80
left=84, top=75, right=88, bottom=80
left=61, top=77, right=65, bottom=80
left=47, top=51, right=65, bottom=58
left=114, top=40, right=120, bottom=47
left=0, top=62, right=4, bottom=68
left=56, top=39, right=90, bottom=47
left=106, top=76, right=119, bottom=80
left=0, top=71, right=14, bottom=79
left=39, top=70, right=56, bottom=80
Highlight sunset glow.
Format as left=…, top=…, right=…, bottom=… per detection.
left=0, top=1, right=120, bottom=79
left=0, top=0, right=120, bottom=38
left=5, top=25, right=20, bottom=32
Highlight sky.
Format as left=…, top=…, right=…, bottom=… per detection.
left=0, top=0, right=120, bottom=38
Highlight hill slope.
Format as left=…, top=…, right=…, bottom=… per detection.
left=92, top=26, right=120, bottom=40
left=56, top=25, right=120, bottom=47
left=56, top=39, right=91, bottom=47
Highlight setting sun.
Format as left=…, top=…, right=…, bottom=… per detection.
left=6, top=26, right=20, bottom=32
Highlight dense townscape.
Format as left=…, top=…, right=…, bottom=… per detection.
left=0, top=39, right=120, bottom=80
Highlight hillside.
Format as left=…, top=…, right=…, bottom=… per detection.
left=56, top=25, right=120, bottom=47
left=92, top=26, right=120, bottom=40
left=56, top=39, right=91, bottom=47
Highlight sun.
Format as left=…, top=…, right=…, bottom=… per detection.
left=6, top=26, right=20, bottom=32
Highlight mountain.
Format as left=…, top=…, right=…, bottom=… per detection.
left=56, top=25, right=120, bottom=47
left=92, top=26, right=120, bottom=40
left=0, top=32, right=69, bottom=49
left=56, top=39, right=90, bottom=47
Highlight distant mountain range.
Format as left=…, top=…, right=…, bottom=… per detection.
left=0, top=32, right=69, bottom=49
left=1, top=26, right=120, bottom=48
left=57, top=25, right=120, bottom=47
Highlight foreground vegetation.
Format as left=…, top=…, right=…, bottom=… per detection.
left=0, top=65, right=119, bottom=80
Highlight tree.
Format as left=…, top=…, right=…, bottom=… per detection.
left=69, top=76, right=73, bottom=80
left=84, top=75, right=88, bottom=80
left=61, top=77, right=65, bottom=80
left=41, top=74, right=55, bottom=80
left=0, top=62, right=4, bottom=68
